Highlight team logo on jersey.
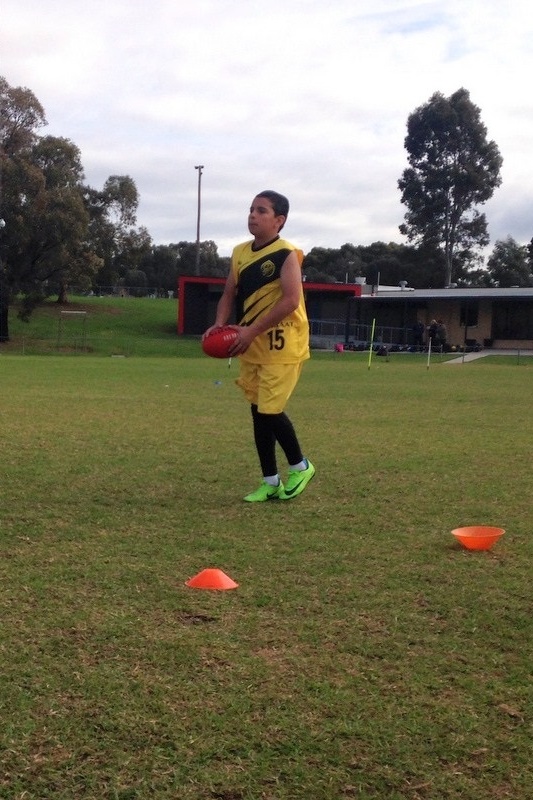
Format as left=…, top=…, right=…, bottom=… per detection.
left=261, top=260, right=276, bottom=278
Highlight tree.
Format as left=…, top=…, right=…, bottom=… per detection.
left=86, top=175, right=142, bottom=290
left=167, top=240, right=224, bottom=278
left=113, top=226, right=153, bottom=293
left=1, top=74, right=102, bottom=339
left=0, top=76, right=46, bottom=155
left=1, top=134, right=96, bottom=331
left=302, top=248, right=338, bottom=283
left=1, top=77, right=110, bottom=338
left=486, top=237, right=533, bottom=287
left=398, top=88, right=503, bottom=287
left=528, top=238, right=533, bottom=271
left=141, top=245, right=179, bottom=295
left=32, top=136, right=101, bottom=303
left=302, top=242, right=447, bottom=288
left=1, top=76, right=47, bottom=340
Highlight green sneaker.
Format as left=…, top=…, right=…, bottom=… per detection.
left=281, top=460, right=315, bottom=500
left=243, top=480, right=284, bottom=503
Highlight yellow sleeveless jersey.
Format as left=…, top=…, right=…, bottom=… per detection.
left=231, top=237, right=310, bottom=365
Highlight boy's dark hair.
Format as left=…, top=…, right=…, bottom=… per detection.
left=257, top=190, right=290, bottom=220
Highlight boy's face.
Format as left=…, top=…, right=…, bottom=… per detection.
left=248, top=196, right=285, bottom=243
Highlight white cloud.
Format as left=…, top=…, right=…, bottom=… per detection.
left=2, top=0, right=532, bottom=257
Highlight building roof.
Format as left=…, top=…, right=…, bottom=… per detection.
left=358, top=287, right=533, bottom=301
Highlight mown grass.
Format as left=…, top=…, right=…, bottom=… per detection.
left=1, top=302, right=533, bottom=799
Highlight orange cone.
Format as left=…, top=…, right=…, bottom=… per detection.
left=185, top=568, right=239, bottom=590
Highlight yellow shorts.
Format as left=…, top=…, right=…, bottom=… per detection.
left=236, top=361, right=304, bottom=414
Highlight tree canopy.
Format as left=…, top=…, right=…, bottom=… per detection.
left=398, top=88, right=503, bottom=287
left=0, top=76, right=46, bottom=154
left=486, top=237, right=533, bottom=287
left=2, top=135, right=98, bottom=315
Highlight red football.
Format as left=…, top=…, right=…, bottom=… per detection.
left=202, top=326, right=239, bottom=359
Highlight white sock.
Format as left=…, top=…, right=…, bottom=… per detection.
left=289, top=459, right=307, bottom=472
left=264, top=474, right=280, bottom=486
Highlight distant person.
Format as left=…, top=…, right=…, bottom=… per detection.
left=202, top=190, right=315, bottom=503
left=436, top=320, right=448, bottom=351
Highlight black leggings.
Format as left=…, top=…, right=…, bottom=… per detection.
left=250, top=404, right=303, bottom=476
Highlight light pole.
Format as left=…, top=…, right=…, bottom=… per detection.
left=194, top=165, right=204, bottom=275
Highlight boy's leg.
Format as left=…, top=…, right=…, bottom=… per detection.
left=261, top=409, right=314, bottom=499
left=256, top=363, right=304, bottom=459
left=262, top=410, right=303, bottom=466
left=239, top=361, right=303, bottom=468
left=237, top=362, right=284, bottom=502
left=244, top=406, right=284, bottom=501
left=250, top=404, right=277, bottom=476
left=256, top=363, right=315, bottom=500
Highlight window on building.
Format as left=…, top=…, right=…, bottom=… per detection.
left=493, top=302, right=533, bottom=339
left=460, top=301, right=479, bottom=327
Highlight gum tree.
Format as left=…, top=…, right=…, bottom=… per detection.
left=1, top=76, right=46, bottom=340
left=398, top=88, right=503, bottom=287
left=0, top=77, right=98, bottom=339
left=85, top=175, right=142, bottom=290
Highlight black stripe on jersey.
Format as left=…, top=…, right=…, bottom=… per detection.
left=236, top=248, right=291, bottom=323
left=241, top=285, right=279, bottom=326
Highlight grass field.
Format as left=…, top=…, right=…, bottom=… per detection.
left=1, top=298, right=533, bottom=799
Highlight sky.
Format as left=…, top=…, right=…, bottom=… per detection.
left=2, top=0, right=532, bottom=259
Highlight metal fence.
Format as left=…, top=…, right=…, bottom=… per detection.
left=2, top=315, right=464, bottom=357
left=309, top=318, right=414, bottom=350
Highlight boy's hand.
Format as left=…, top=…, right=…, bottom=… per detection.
left=202, top=323, right=232, bottom=341
left=228, top=325, right=255, bottom=356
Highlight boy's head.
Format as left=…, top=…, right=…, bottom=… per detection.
left=256, top=190, right=289, bottom=230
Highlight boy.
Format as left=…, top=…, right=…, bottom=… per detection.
left=203, top=190, right=314, bottom=502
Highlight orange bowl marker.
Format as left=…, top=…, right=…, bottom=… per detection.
left=451, top=526, right=505, bottom=551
